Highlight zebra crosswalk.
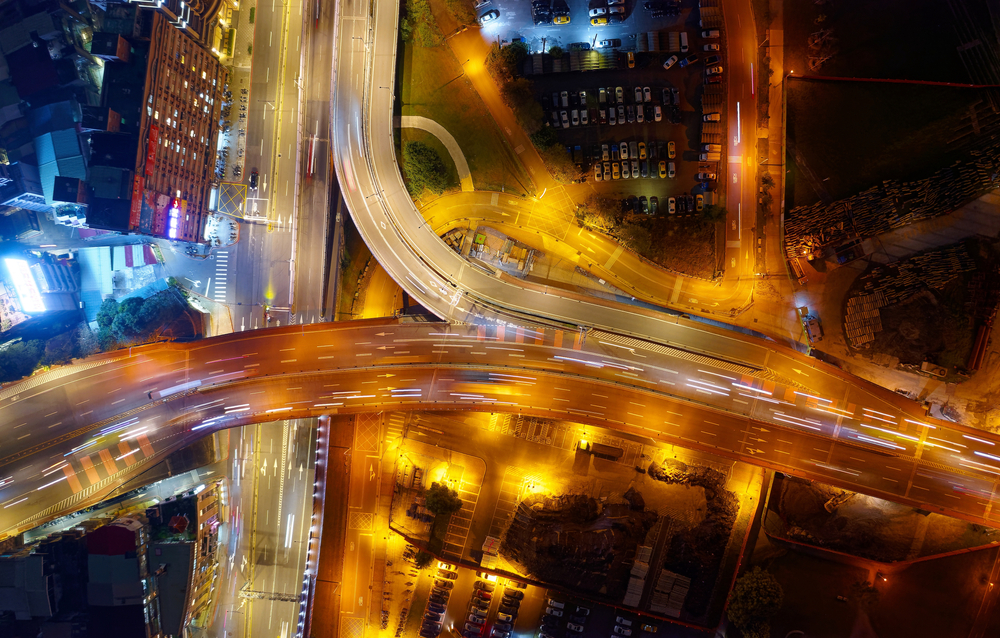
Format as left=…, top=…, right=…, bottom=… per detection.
left=213, top=250, right=228, bottom=303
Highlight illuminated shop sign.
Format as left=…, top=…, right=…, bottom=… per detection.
left=3, top=259, right=45, bottom=313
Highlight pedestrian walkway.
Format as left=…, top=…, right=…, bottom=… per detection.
left=400, top=115, right=474, bottom=192
left=212, top=250, right=229, bottom=303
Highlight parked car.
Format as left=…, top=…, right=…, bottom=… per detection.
left=249, top=169, right=259, bottom=189
left=599, top=87, right=607, bottom=103
left=629, top=141, right=638, bottom=158
left=589, top=7, right=607, bottom=16
left=495, top=623, right=513, bottom=632
left=428, top=602, right=446, bottom=613
left=642, top=86, right=652, bottom=102
left=702, top=29, right=720, bottom=38
left=705, top=75, right=722, bottom=84
left=609, top=5, right=624, bottom=15
left=425, top=612, right=442, bottom=621
left=602, top=143, right=610, bottom=161
left=668, top=197, right=676, bottom=213
left=703, top=43, right=720, bottom=51
left=678, top=54, right=699, bottom=68
left=619, top=142, right=628, bottom=160
left=438, top=570, right=458, bottom=579
left=500, top=596, right=520, bottom=608
left=616, top=618, right=634, bottom=628
left=619, top=104, right=626, bottom=121
left=599, top=38, right=622, bottom=48
left=668, top=161, right=675, bottom=178
left=630, top=159, right=639, bottom=178
left=704, top=54, right=722, bottom=65
left=706, top=65, right=724, bottom=76
left=478, top=9, right=499, bottom=23
left=626, top=51, right=635, bottom=68
left=653, top=105, right=662, bottom=121
left=696, top=172, right=717, bottom=181
left=649, top=196, right=658, bottom=214
left=468, top=615, right=485, bottom=626
left=593, top=164, right=603, bottom=181
left=609, top=107, right=617, bottom=125
left=499, top=604, right=519, bottom=615
left=560, top=90, right=569, bottom=107
left=703, top=112, right=721, bottom=122
left=636, top=104, right=644, bottom=123
left=581, top=109, right=589, bottom=125
left=612, top=162, right=621, bottom=179
left=599, top=108, right=607, bottom=124
left=668, top=141, right=675, bottom=158
left=437, top=562, right=456, bottom=571
left=671, top=87, right=680, bottom=104
left=575, top=606, right=591, bottom=616
left=464, top=624, right=483, bottom=634
left=497, top=613, right=514, bottom=622
left=433, top=580, right=453, bottom=589
left=662, top=55, right=678, bottom=69
left=553, top=14, right=570, bottom=23
left=591, top=16, right=608, bottom=25
left=696, top=194, right=704, bottom=211
left=658, top=160, right=666, bottom=178
left=560, top=111, right=569, bottom=128
left=546, top=608, right=564, bottom=617
left=567, top=623, right=585, bottom=633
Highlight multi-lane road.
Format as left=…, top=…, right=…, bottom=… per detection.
left=3, top=321, right=1000, bottom=545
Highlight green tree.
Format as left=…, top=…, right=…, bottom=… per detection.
left=43, top=332, right=78, bottom=366
left=424, top=481, right=463, bottom=516
left=500, top=78, right=544, bottom=133
left=530, top=126, right=559, bottom=150
left=111, top=296, right=146, bottom=341
left=96, top=298, right=119, bottom=329
left=0, top=340, right=44, bottom=382
left=414, top=550, right=434, bottom=568
left=403, top=142, right=449, bottom=196
left=548, top=46, right=563, bottom=58
left=727, top=567, right=783, bottom=638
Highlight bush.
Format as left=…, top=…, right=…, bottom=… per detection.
left=500, top=78, right=545, bottom=134
left=0, top=340, right=43, bottom=382
left=403, top=142, right=450, bottom=196
left=548, top=46, right=563, bottom=58
left=530, top=126, right=559, bottom=150
left=401, top=0, right=442, bottom=47
left=727, top=567, right=783, bottom=638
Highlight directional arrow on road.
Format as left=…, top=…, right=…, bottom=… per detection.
left=375, top=332, right=393, bottom=337
left=273, top=458, right=278, bottom=475
left=376, top=345, right=395, bottom=350
left=260, top=459, right=267, bottom=475
left=792, top=368, right=810, bottom=377
left=369, top=463, right=376, bottom=481
left=378, top=373, right=395, bottom=378
left=299, top=463, right=304, bottom=480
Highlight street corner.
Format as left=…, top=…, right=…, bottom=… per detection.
left=204, top=212, right=242, bottom=248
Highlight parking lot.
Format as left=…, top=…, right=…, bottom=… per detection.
left=476, top=0, right=725, bottom=213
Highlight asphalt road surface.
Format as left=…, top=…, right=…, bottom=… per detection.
left=3, top=321, right=1000, bottom=543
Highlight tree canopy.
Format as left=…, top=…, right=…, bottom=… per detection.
left=425, top=481, right=463, bottom=516
left=96, top=290, right=188, bottom=350
left=0, top=339, right=43, bottom=382
left=726, top=567, right=783, bottom=638
left=402, top=142, right=450, bottom=196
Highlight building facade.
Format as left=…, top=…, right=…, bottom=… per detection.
left=129, top=11, right=227, bottom=242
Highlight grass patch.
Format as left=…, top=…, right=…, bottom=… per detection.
left=399, top=129, right=461, bottom=194
left=400, top=44, right=534, bottom=194
left=786, top=80, right=980, bottom=208
left=643, top=216, right=718, bottom=279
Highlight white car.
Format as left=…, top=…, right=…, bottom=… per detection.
left=560, top=111, right=569, bottom=128
left=662, top=55, right=678, bottom=70
left=642, top=86, right=651, bottom=102
left=546, top=608, right=564, bottom=617
left=619, top=142, right=628, bottom=160
left=437, top=562, right=456, bottom=571
left=616, top=618, right=633, bottom=627
left=696, top=172, right=718, bottom=181
left=602, top=143, right=609, bottom=161
left=704, top=43, right=720, bottom=51
left=567, top=624, right=584, bottom=633
left=580, top=109, right=589, bottom=125
left=614, top=627, right=632, bottom=636
left=589, top=7, right=607, bottom=16
left=653, top=105, right=662, bottom=121
left=594, top=164, right=603, bottom=181
left=634, top=86, right=643, bottom=102
left=571, top=109, right=580, bottom=126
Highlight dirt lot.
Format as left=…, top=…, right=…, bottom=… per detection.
left=772, top=475, right=1000, bottom=562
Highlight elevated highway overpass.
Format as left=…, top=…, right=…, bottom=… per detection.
left=2, top=321, right=1000, bottom=544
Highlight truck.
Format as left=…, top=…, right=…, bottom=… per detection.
left=578, top=440, right=624, bottom=461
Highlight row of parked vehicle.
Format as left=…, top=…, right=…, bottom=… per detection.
left=422, top=562, right=460, bottom=637
left=551, top=86, right=680, bottom=109
left=540, top=599, right=590, bottom=637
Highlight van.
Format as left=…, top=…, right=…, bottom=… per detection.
left=702, top=143, right=722, bottom=153
left=699, top=153, right=722, bottom=161
left=702, top=29, right=720, bottom=38
left=679, top=32, right=689, bottom=53
left=547, top=599, right=565, bottom=609
left=702, top=112, right=721, bottom=122
left=629, top=141, right=638, bottom=159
